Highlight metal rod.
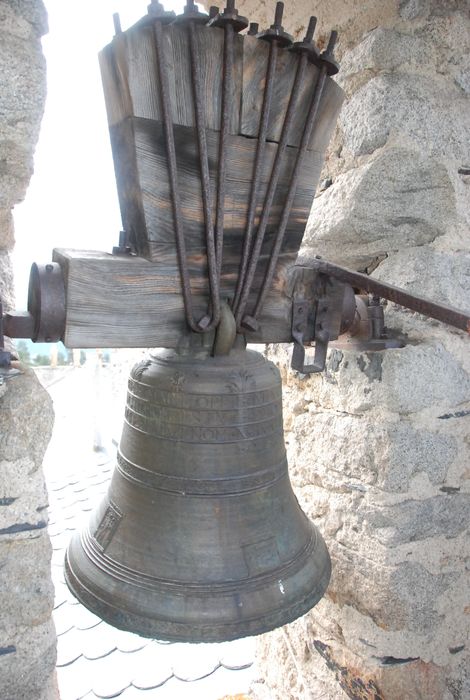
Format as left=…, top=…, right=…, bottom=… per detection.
left=154, top=20, right=200, bottom=332
left=233, top=48, right=309, bottom=328
left=188, top=21, right=220, bottom=330
left=113, top=12, right=122, bottom=35
left=244, top=33, right=335, bottom=327
left=215, top=19, right=235, bottom=276
left=312, top=259, right=470, bottom=334
left=250, top=68, right=328, bottom=323
left=231, top=38, right=278, bottom=313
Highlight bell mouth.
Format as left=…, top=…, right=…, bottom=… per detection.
left=65, top=523, right=331, bottom=642
left=64, top=347, right=331, bottom=642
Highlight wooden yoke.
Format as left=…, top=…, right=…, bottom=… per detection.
left=51, top=249, right=320, bottom=348
left=82, top=16, right=344, bottom=346
left=4, top=5, right=349, bottom=354
left=3, top=6, right=469, bottom=371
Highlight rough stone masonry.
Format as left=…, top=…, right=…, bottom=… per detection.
left=229, top=1, right=469, bottom=699
left=0, top=1, right=58, bottom=698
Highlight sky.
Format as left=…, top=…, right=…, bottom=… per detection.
left=12, top=0, right=185, bottom=306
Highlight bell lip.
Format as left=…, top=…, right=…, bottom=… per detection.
left=64, top=540, right=331, bottom=643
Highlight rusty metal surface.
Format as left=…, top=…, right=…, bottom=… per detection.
left=291, top=299, right=329, bottom=374
left=310, top=259, right=470, bottom=334
left=65, top=346, right=330, bottom=641
left=153, top=19, right=202, bottom=333
left=188, top=20, right=220, bottom=330
left=243, top=31, right=338, bottom=331
left=233, top=18, right=314, bottom=329
left=231, top=8, right=281, bottom=316
left=2, top=311, right=35, bottom=340
left=27, top=262, right=66, bottom=342
left=290, top=275, right=346, bottom=374
left=332, top=294, right=405, bottom=352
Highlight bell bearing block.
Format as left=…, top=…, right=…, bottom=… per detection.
left=65, top=347, right=330, bottom=641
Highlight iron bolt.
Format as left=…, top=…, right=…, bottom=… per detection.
left=291, top=16, right=319, bottom=60
left=316, top=30, right=339, bottom=75
left=258, top=1, right=292, bottom=47
left=209, top=0, right=248, bottom=32
left=113, top=12, right=122, bottom=35
left=273, top=1, right=284, bottom=29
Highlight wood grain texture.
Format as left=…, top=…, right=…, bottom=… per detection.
left=168, top=24, right=243, bottom=133
left=53, top=249, right=305, bottom=349
left=99, top=24, right=344, bottom=284
left=99, top=23, right=243, bottom=132
left=99, top=36, right=133, bottom=127
left=126, top=24, right=162, bottom=122
left=111, top=118, right=324, bottom=287
left=95, top=23, right=345, bottom=347
left=108, top=118, right=150, bottom=258
left=240, top=35, right=344, bottom=151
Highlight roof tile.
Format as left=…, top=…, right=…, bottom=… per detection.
left=55, top=655, right=93, bottom=700
left=129, top=642, right=174, bottom=690
left=56, top=626, right=83, bottom=667
left=85, top=650, right=133, bottom=698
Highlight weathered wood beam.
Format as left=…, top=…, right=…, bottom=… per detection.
left=52, top=249, right=319, bottom=349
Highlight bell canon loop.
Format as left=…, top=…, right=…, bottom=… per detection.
left=65, top=346, right=331, bottom=642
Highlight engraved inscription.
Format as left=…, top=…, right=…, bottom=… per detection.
left=125, top=408, right=283, bottom=443
left=128, top=381, right=281, bottom=411
left=93, top=502, right=123, bottom=552
left=125, top=393, right=281, bottom=426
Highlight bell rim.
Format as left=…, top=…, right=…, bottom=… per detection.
left=64, top=539, right=331, bottom=642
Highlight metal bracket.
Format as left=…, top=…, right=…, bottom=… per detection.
left=291, top=299, right=330, bottom=374
left=290, top=273, right=348, bottom=375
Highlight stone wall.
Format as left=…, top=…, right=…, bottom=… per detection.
left=235, top=1, right=470, bottom=699
left=0, top=2, right=58, bottom=699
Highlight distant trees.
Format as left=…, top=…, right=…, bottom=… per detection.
left=15, top=340, right=31, bottom=364
left=14, top=341, right=72, bottom=367
left=33, top=354, right=50, bottom=366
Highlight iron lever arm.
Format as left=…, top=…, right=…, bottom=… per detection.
left=308, top=258, right=470, bottom=334
left=290, top=257, right=470, bottom=375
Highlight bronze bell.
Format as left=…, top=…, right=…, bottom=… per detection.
left=65, top=342, right=330, bottom=642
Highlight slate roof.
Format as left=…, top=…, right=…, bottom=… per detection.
left=41, top=365, right=256, bottom=700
